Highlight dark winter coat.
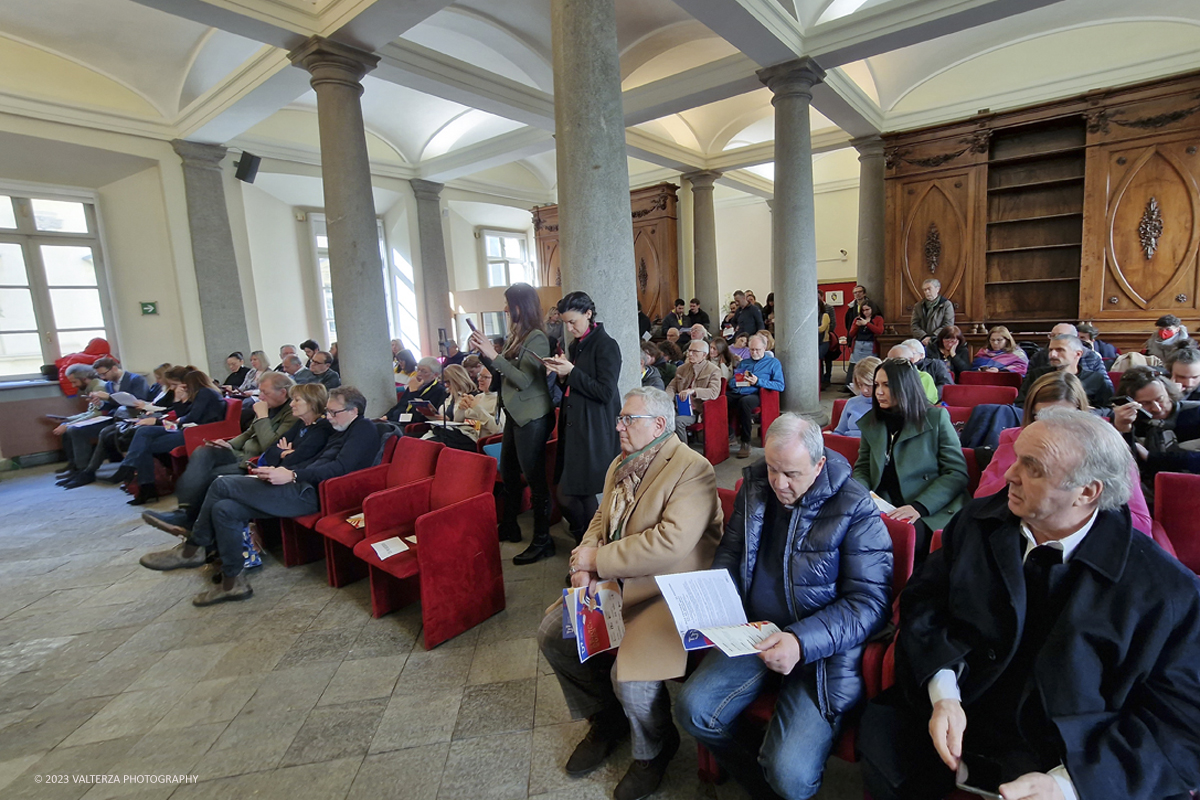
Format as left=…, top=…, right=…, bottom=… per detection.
left=555, top=323, right=621, bottom=495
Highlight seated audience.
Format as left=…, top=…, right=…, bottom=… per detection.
left=443, top=340, right=466, bottom=367
left=1145, top=313, right=1192, bottom=363
left=221, top=352, right=250, bottom=388
left=888, top=345, right=938, bottom=404
left=910, top=278, right=954, bottom=346
left=687, top=322, right=709, bottom=344
left=833, top=357, right=881, bottom=437
left=1076, top=322, right=1117, bottom=363
left=977, top=370, right=1153, bottom=534
left=1028, top=323, right=1113, bottom=390
left=762, top=292, right=775, bottom=333
left=537, top=388, right=722, bottom=800
left=141, top=372, right=298, bottom=536
left=385, top=356, right=446, bottom=425
left=853, top=358, right=968, bottom=555
left=662, top=299, right=688, bottom=332
left=281, top=354, right=317, bottom=385
left=639, top=343, right=664, bottom=390
left=1112, top=366, right=1200, bottom=482
left=859, top=409, right=1200, bottom=800
left=730, top=332, right=751, bottom=360
left=274, top=344, right=297, bottom=372
left=755, top=329, right=776, bottom=354
left=57, top=358, right=150, bottom=481
left=925, top=325, right=970, bottom=381
left=329, top=342, right=339, bottom=374
left=112, top=369, right=226, bottom=505
left=903, top=338, right=952, bottom=399
left=660, top=341, right=683, bottom=367
left=394, top=348, right=417, bottom=385
left=300, top=339, right=319, bottom=368
left=721, top=300, right=739, bottom=337
left=308, top=350, right=341, bottom=389
left=52, top=363, right=106, bottom=467
left=652, top=343, right=676, bottom=386
left=685, top=298, right=709, bottom=328
left=709, top=337, right=739, bottom=383
left=1018, top=334, right=1113, bottom=409
left=1168, top=346, right=1200, bottom=402
left=971, top=325, right=1029, bottom=375
left=847, top=300, right=884, bottom=378
left=462, top=354, right=484, bottom=387
left=237, top=350, right=270, bottom=393
left=419, top=364, right=501, bottom=451
left=664, top=338, right=722, bottom=441
left=677, top=414, right=892, bottom=800
left=728, top=333, right=785, bottom=459
left=139, top=386, right=375, bottom=606
left=664, top=327, right=681, bottom=348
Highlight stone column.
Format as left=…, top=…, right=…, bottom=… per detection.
left=410, top=179, right=453, bottom=352
left=171, top=140, right=251, bottom=379
left=290, top=37, right=394, bottom=418
left=765, top=197, right=775, bottom=293
left=683, top=170, right=721, bottom=333
left=758, top=58, right=826, bottom=417
left=551, top=0, right=640, bottom=394
left=852, top=135, right=886, bottom=308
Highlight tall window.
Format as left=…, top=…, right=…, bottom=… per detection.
left=0, top=192, right=113, bottom=378
left=482, top=229, right=535, bottom=288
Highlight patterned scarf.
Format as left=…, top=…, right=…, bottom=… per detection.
left=605, top=430, right=674, bottom=544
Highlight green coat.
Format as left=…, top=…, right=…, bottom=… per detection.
left=229, top=402, right=296, bottom=461
left=486, top=329, right=553, bottom=427
left=853, top=404, right=968, bottom=531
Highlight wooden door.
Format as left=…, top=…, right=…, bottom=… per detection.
left=1081, top=132, right=1200, bottom=318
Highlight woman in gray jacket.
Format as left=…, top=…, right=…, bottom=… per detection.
left=470, top=283, right=556, bottom=565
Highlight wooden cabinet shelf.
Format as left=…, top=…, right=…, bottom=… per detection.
left=987, top=146, right=1086, bottom=166
left=986, top=243, right=1081, bottom=254
left=987, top=212, right=1083, bottom=225
left=985, top=278, right=1080, bottom=286
left=987, top=176, right=1085, bottom=193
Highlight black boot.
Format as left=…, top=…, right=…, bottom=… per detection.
left=128, top=484, right=159, bottom=506
left=55, top=470, right=78, bottom=486
left=64, top=470, right=96, bottom=489
left=512, top=531, right=555, bottom=565
left=105, top=465, right=135, bottom=484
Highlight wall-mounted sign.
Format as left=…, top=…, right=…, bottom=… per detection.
left=824, top=290, right=844, bottom=307
left=140, top=302, right=158, bottom=315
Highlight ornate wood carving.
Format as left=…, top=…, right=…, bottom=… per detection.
left=924, top=223, right=942, bottom=273
left=885, top=132, right=991, bottom=171
left=1139, top=197, right=1163, bottom=259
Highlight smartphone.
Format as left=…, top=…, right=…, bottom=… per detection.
left=465, top=317, right=478, bottom=333
left=410, top=399, right=439, bottom=415
left=1111, top=395, right=1153, bottom=422
left=955, top=755, right=1006, bottom=799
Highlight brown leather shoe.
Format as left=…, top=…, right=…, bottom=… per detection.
left=613, top=724, right=680, bottom=800
left=565, top=710, right=629, bottom=777
left=737, top=442, right=751, bottom=459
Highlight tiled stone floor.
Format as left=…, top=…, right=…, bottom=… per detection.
left=0, top=389, right=867, bottom=800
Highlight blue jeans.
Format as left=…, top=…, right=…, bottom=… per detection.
left=676, top=649, right=840, bottom=800
left=121, top=426, right=185, bottom=485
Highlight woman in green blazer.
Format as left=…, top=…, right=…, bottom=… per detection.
left=471, top=283, right=556, bottom=565
left=853, top=358, right=969, bottom=555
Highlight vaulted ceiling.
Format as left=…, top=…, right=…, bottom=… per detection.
left=2, top=0, right=1199, bottom=205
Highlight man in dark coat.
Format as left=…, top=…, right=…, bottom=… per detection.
left=859, top=409, right=1200, bottom=800
left=734, top=290, right=764, bottom=338
left=677, top=414, right=893, bottom=800
left=1027, top=323, right=1113, bottom=390
left=685, top=298, right=710, bottom=329
left=1017, top=334, right=1112, bottom=410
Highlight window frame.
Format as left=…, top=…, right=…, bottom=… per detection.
left=479, top=228, right=536, bottom=289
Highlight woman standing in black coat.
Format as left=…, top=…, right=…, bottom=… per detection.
left=543, top=291, right=622, bottom=543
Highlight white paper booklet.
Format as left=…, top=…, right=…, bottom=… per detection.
left=109, top=391, right=142, bottom=406
left=870, top=492, right=896, bottom=514
left=370, top=537, right=409, bottom=560
left=655, top=569, right=781, bottom=657
left=68, top=415, right=112, bottom=428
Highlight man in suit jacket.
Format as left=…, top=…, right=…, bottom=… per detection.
left=859, top=409, right=1200, bottom=800
left=538, top=387, right=723, bottom=800
left=58, top=356, right=151, bottom=477
left=281, top=354, right=318, bottom=385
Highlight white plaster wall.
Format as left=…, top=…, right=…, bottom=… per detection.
left=814, top=186, right=860, bottom=283
left=715, top=201, right=772, bottom=309
left=446, top=208, right=481, bottom=292
left=238, top=184, right=314, bottom=353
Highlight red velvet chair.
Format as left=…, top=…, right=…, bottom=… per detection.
left=753, top=388, right=781, bottom=445
left=945, top=405, right=973, bottom=426
left=961, top=448, right=981, bottom=496
left=960, top=371, right=1023, bottom=389
left=942, top=384, right=1018, bottom=408
left=353, top=448, right=501, bottom=649
left=1109, top=371, right=1124, bottom=391
left=687, top=378, right=729, bottom=465
left=822, top=398, right=848, bottom=432
left=314, top=436, right=444, bottom=587
left=169, top=398, right=244, bottom=476
left=1155, top=472, right=1200, bottom=574
left=823, top=432, right=861, bottom=466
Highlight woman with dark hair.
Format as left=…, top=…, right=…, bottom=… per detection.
left=470, top=283, right=556, bottom=563
left=543, top=291, right=622, bottom=545
left=394, top=348, right=418, bottom=384
left=300, top=339, right=320, bottom=368
left=853, top=358, right=968, bottom=556
left=114, top=369, right=225, bottom=505
left=709, top=337, right=739, bottom=382
left=925, top=325, right=971, bottom=381
left=763, top=292, right=775, bottom=334
left=970, top=325, right=1028, bottom=375
left=847, top=300, right=884, bottom=369
left=221, top=352, right=250, bottom=389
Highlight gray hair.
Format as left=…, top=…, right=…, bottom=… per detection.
left=1051, top=323, right=1079, bottom=337
left=258, top=371, right=295, bottom=391
left=900, top=339, right=925, bottom=359
left=765, top=413, right=824, bottom=466
left=625, top=387, right=674, bottom=427
left=1051, top=334, right=1084, bottom=354
left=283, top=354, right=303, bottom=368
left=922, top=278, right=941, bottom=290
left=279, top=344, right=297, bottom=356
left=65, top=363, right=98, bottom=381
left=1032, top=408, right=1133, bottom=511
left=749, top=333, right=768, bottom=348
left=417, top=356, right=442, bottom=376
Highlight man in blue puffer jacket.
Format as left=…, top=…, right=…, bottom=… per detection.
left=676, top=413, right=893, bottom=800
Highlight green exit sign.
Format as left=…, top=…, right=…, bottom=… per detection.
left=140, top=301, right=158, bottom=315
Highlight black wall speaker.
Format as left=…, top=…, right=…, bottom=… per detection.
left=234, top=152, right=261, bottom=184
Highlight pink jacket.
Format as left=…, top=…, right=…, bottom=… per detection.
left=976, top=427, right=1153, bottom=535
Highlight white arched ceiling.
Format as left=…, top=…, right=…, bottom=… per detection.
left=402, top=6, right=552, bottom=91
left=835, top=60, right=880, bottom=105
left=178, top=30, right=264, bottom=111
left=241, top=107, right=409, bottom=164
left=620, top=24, right=734, bottom=86
left=420, top=109, right=525, bottom=161
left=0, top=36, right=159, bottom=117
left=889, top=19, right=1200, bottom=117
left=814, top=0, right=872, bottom=27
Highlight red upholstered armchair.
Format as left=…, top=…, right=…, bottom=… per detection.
left=686, top=378, right=729, bottom=465
left=314, top=436, right=444, bottom=587
left=959, top=371, right=1023, bottom=389
left=753, top=387, right=781, bottom=446
left=822, top=398, right=848, bottom=433
left=1155, top=472, right=1200, bottom=574
left=822, top=432, right=861, bottom=466
left=169, top=398, right=244, bottom=477
left=352, top=448, right=501, bottom=649
left=941, top=384, right=1018, bottom=408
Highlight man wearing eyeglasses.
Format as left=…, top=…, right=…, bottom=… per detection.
left=139, top=386, right=379, bottom=607
left=309, top=350, right=341, bottom=390
left=538, top=387, right=723, bottom=800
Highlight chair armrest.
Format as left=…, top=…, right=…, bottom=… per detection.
left=405, top=422, right=430, bottom=437
left=182, top=420, right=240, bottom=456
left=413, top=493, right=497, bottom=569
left=362, top=477, right=434, bottom=538
left=320, top=464, right=390, bottom=517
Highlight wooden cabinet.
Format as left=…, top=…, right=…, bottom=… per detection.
left=532, top=183, right=679, bottom=321
left=883, top=70, right=1200, bottom=352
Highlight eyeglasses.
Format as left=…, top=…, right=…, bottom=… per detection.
left=616, top=414, right=656, bottom=427
left=325, top=407, right=353, bottom=417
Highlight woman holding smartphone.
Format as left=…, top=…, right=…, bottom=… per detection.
left=542, top=291, right=622, bottom=546
left=470, top=283, right=556, bottom=564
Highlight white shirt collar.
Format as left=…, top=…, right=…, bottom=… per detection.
left=1019, top=507, right=1099, bottom=563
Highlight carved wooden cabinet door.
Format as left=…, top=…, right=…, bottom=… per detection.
left=1081, top=132, right=1200, bottom=317
left=885, top=166, right=982, bottom=328
left=633, top=227, right=665, bottom=318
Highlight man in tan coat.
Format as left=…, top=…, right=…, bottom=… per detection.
left=665, top=338, right=723, bottom=442
left=537, top=387, right=723, bottom=800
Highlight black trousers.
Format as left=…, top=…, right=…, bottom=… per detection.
left=500, top=412, right=553, bottom=540
left=728, top=390, right=760, bottom=443
left=84, top=424, right=124, bottom=472
left=63, top=419, right=115, bottom=470
left=557, top=491, right=599, bottom=544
